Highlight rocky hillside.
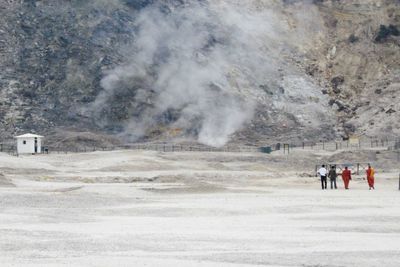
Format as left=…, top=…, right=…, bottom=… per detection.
left=309, top=0, right=400, bottom=140
left=0, top=0, right=399, bottom=146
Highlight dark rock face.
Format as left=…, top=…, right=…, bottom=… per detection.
left=0, top=0, right=195, bottom=141
left=124, top=0, right=155, bottom=9
left=0, top=1, right=136, bottom=138
left=386, top=108, right=396, bottom=114
left=331, top=76, right=345, bottom=93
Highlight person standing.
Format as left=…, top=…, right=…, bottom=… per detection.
left=318, top=165, right=327, bottom=190
left=366, top=164, right=375, bottom=190
left=328, top=166, right=338, bottom=189
left=341, top=166, right=352, bottom=190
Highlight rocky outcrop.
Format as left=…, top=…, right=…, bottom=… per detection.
left=309, top=0, right=400, bottom=138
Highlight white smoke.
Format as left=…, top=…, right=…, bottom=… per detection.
left=93, top=0, right=327, bottom=146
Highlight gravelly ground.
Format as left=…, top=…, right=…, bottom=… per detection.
left=0, top=150, right=399, bottom=267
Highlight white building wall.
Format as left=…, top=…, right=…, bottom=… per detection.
left=16, top=137, right=42, bottom=154
left=17, top=138, right=34, bottom=154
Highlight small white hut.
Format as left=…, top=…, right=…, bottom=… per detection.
left=15, top=133, right=44, bottom=154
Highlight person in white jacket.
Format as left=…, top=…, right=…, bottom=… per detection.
left=318, top=165, right=328, bottom=190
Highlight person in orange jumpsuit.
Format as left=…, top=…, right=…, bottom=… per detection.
left=366, top=164, right=375, bottom=190
left=341, top=166, right=352, bottom=190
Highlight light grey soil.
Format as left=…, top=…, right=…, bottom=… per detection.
left=1, top=150, right=399, bottom=266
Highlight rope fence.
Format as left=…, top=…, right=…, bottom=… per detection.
left=43, top=143, right=261, bottom=154
left=280, top=138, right=400, bottom=152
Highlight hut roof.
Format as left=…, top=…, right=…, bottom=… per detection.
left=14, top=133, right=44, bottom=138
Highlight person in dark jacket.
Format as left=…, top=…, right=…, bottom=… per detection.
left=328, top=166, right=338, bottom=189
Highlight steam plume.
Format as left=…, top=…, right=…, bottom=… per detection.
left=93, top=0, right=328, bottom=146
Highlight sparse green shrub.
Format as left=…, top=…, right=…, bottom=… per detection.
left=348, top=34, right=359, bottom=43
left=375, top=24, right=400, bottom=42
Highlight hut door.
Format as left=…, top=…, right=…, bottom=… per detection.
left=34, top=138, right=38, bottom=153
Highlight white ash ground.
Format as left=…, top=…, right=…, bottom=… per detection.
left=0, top=149, right=399, bottom=267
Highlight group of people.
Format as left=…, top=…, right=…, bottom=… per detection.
left=317, top=164, right=375, bottom=190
